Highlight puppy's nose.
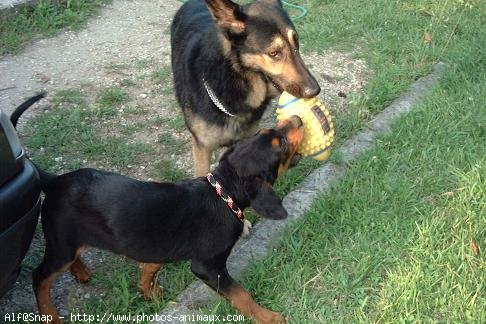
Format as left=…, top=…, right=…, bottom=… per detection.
left=289, top=115, right=303, bottom=128
left=303, top=83, right=321, bottom=98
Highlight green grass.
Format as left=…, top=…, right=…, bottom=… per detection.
left=291, top=0, right=484, bottom=139
left=201, top=0, right=486, bottom=322
left=0, top=0, right=111, bottom=56
left=25, top=88, right=149, bottom=171
left=154, top=115, right=186, bottom=132
left=157, top=133, right=186, bottom=156
left=152, top=66, right=175, bottom=95
left=77, top=257, right=193, bottom=321
left=204, top=67, right=486, bottom=322
left=98, top=87, right=128, bottom=107
left=152, top=66, right=171, bottom=84
left=151, top=159, right=189, bottom=183
left=136, top=58, right=153, bottom=69
left=119, top=78, right=136, bottom=87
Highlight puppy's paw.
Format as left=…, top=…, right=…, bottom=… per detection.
left=255, top=310, right=286, bottom=324
left=140, top=284, right=164, bottom=301
left=151, top=285, right=165, bottom=299
left=70, top=259, right=91, bottom=283
left=241, top=219, right=252, bottom=238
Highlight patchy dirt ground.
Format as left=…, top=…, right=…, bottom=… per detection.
left=0, top=0, right=369, bottom=318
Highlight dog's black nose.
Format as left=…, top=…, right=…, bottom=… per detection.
left=303, top=84, right=321, bottom=98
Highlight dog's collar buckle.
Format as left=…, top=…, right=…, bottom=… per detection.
left=203, top=78, right=237, bottom=118
left=206, top=172, right=244, bottom=221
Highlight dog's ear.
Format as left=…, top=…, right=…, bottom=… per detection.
left=258, top=0, right=283, bottom=7
left=246, top=178, right=287, bottom=220
left=227, top=143, right=277, bottom=182
left=205, top=0, right=246, bottom=34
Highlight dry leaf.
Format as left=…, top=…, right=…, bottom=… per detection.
left=470, top=239, right=479, bottom=256
left=423, top=32, right=432, bottom=44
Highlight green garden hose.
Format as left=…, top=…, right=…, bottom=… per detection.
left=281, top=1, right=307, bottom=21
left=176, top=0, right=308, bottom=21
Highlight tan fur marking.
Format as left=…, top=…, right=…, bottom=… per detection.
left=188, top=110, right=258, bottom=176
left=287, top=127, right=304, bottom=146
left=70, top=258, right=91, bottom=283
left=138, top=263, right=163, bottom=301
left=192, top=135, right=212, bottom=177
left=241, top=53, right=283, bottom=75
left=68, top=246, right=90, bottom=283
left=190, top=115, right=258, bottom=149
left=35, top=273, right=63, bottom=324
left=230, top=21, right=245, bottom=33
left=271, top=137, right=281, bottom=148
left=281, top=58, right=302, bottom=81
left=287, top=29, right=296, bottom=48
left=241, top=45, right=301, bottom=82
left=241, top=219, right=252, bottom=238
left=35, top=246, right=91, bottom=323
left=241, top=36, right=287, bottom=74
left=35, top=247, right=91, bottom=323
left=219, top=33, right=232, bottom=56
left=224, top=284, right=286, bottom=323
left=245, top=72, right=267, bottom=108
left=277, top=121, right=303, bottom=177
left=205, top=0, right=245, bottom=33
left=271, top=36, right=285, bottom=49
left=276, top=118, right=290, bottom=128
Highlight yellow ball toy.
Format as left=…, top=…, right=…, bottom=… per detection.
left=276, top=91, right=335, bottom=161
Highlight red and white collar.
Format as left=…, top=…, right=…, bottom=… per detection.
left=207, top=172, right=244, bottom=221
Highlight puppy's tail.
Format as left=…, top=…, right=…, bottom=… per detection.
left=9, top=92, right=56, bottom=189
left=34, top=164, right=57, bottom=191
left=10, top=92, right=46, bottom=128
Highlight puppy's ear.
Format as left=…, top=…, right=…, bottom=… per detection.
left=205, top=0, right=246, bottom=34
left=246, top=178, right=287, bottom=219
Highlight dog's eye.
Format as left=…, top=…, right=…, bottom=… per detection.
left=268, top=50, right=282, bottom=60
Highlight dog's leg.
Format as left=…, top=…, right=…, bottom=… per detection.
left=69, top=251, right=91, bottom=283
left=33, top=271, right=63, bottom=324
left=223, top=284, right=286, bottom=324
left=33, top=246, right=80, bottom=324
left=138, top=263, right=163, bottom=300
left=191, top=260, right=286, bottom=324
left=192, top=135, right=212, bottom=177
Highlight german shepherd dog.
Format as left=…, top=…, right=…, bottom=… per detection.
left=171, top=0, right=320, bottom=176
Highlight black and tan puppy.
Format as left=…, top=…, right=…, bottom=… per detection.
left=31, top=115, right=304, bottom=324
left=171, top=0, right=319, bottom=176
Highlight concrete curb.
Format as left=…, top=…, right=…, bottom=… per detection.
left=152, top=62, right=446, bottom=323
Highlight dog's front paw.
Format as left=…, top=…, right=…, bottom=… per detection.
left=140, top=284, right=164, bottom=301
left=255, top=310, right=286, bottom=324
left=241, top=219, right=252, bottom=238
left=151, top=285, right=165, bottom=299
